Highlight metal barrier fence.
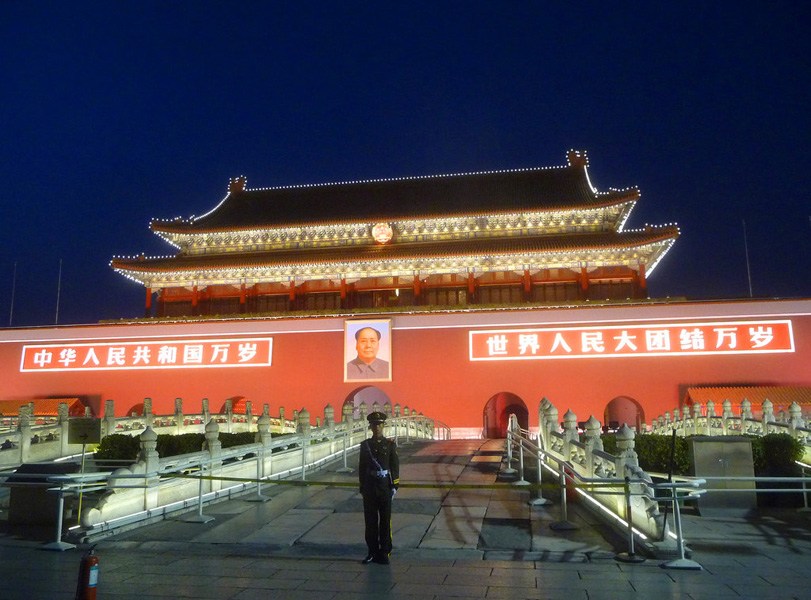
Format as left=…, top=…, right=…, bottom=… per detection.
left=0, top=413, right=442, bottom=551
left=506, top=413, right=811, bottom=569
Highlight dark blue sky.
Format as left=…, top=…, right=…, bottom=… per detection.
left=1, top=2, right=809, bottom=327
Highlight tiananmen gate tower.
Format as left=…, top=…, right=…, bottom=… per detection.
left=1, top=151, right=808, bottom=438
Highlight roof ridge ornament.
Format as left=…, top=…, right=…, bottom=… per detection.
left=567, top=149, right=588, bottom=168
left=229, top=176, right=247, bottom=194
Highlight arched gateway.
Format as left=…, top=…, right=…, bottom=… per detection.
left=483, top=392, right=528, bottom=438
left=345, top=386, right=392, bottom=414
left=603, top=396, right=645, bottom=432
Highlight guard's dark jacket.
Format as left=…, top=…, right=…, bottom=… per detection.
left=358, top=436, right=400, bottom=494
left=358, top=434, right=400, bottom=558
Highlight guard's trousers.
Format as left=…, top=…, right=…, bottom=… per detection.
left=362, top=487, right=393, bottom=556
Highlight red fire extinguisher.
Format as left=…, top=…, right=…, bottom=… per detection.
left=75, top=545, right=99, bottom=600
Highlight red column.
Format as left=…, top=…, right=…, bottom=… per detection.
left=638, top=264, right=648, bottom=297
left=340, top=278, right=348, bottom=309
left=523, top=269, right=531, bottom=301
left=413, top=276, right=421, bottom=305
left=239, top=283, right=246, bottom=313
left=144, top=287, right=152, bottom=317
left=579, top=267, right=589, bottom=300
left=467, top=272, right=476, bottom=304
left=192, top=285, right=199, bottom=315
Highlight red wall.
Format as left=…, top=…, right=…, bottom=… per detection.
left=1, top=299, right=809, bottom=435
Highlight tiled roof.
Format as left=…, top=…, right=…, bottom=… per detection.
left=685, top=386, right=811, bottom=410
left=113, top=228, right=676, bottom=273
left=152, top=161, right=638, bottom=233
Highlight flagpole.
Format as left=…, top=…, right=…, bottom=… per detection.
left=8, top=261, right=16, bottom=327
left=55, top=258, right=63, bottom=325
left=742, top=219, right=753, bottom=298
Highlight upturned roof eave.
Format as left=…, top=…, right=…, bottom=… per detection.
left=112, top=228, right=677, bottom=276
left=149, top=190, right=640, bottom=237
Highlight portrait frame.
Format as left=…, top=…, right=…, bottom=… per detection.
left=344, top=318, right=392, bottom=382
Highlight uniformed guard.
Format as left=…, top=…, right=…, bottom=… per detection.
left=358, top=411, right=400, bottom=564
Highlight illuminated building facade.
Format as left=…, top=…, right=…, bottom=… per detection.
left=3, top=152, right=807, bottom=438
left=2, top=299, right=809, bottom=438
left=111, top=151, right=678, bottom=317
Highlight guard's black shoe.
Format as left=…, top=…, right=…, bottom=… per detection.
left=373, top=553, right=390, bottom=565
left=361, top=554, right=375, bottom=564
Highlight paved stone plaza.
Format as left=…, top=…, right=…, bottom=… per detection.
left=1, top=439, right=810, bottom=599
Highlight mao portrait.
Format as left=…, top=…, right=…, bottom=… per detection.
left=345, top=319, right=392, bottom=382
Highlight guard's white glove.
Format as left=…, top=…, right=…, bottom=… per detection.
left=391, top=488, right=397, bottom=497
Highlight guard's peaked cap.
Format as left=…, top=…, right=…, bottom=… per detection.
left=367, top=411, right=387, bottom=424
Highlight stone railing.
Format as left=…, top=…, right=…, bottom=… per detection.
left=650, top=399, right=811, bottom=458
left=533, top=398, right=668, bottom=544
left=77, top=402, right=437, bottom=534
left=501, top=397, right=706, bottom=560
left=0, top=396, right=430, bottom=468
left=0, top=403, right=86, bottom=468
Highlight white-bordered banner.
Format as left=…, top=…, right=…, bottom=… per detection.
left=469, top=319, right=794, bottom=361
left=20, top=337, right=273, bottom=372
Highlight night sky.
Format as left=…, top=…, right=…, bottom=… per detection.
left=2, top=2, right=809, bottom=328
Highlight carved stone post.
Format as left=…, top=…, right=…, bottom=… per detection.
left=691, top=403, right=701, bottom=436
left=324, top=404, right=335, bottom=428
left=18, top=406, right=31, bottom=463
left=762, top=399, right=774, bottom=434
left=202, top=398, right=210, bottom=424
left=143, top=397, right=154, bottom=429
left=614, top=424, right=639, bottom=520
left=788, top=402, right=805, bottom=434
left=741, top=398, right=753, bottom=421
left=584, top=415, right=603, bottom=451
left=583, top=415, right=603, bottom=477
left=256, top=414, right=272, bottom=444
left=560, top=410, right=578, bottom=464
left=224, top=399, right=233, bottom=434
left=562, top=409, right=578, bottom=438
left=296, top=408, right=311, bottom=475
left=58, top=401, right=70, bottom=456
left=104, top=399, right=116, bottom=438
left=297, top=408, right=311, bottom=435
left=175, top=397, right=184, bottom=435
left=722, top=399, right=733, bottom=435
left=706, top=401, right=715, bottom=435
left=256, top=413, right=273, bottom=478
left=204, top=419, right=222, bottom=492
left=539, top=397, right=551, bottom=431
left=342, top=401, right=353, bottom=423
left=614, top=424, right=639, bottom=471
left=139, top=427, right=160, bottom=509
left=544, top=404, right=559, bottom=442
